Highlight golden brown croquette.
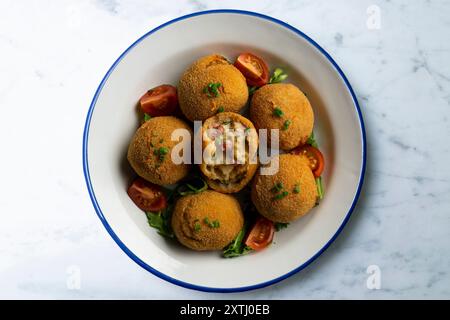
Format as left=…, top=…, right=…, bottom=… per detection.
left=171, top=191, right=244, bottom=251
left=251, top=154, right=318, bottom=223
left=127, top=116, right=192, bottom=185
left=200, top=112, right=258, bottom=193
left=178, top=54, right=249, bottom=121
left=250, top=83, right=314, bottom=150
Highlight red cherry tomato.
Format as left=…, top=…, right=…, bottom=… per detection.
left=127, top=177, right=167, bottom=212
left=245, top=217, right=275, bottom=251
left=291, top=145, right=325, bottom=177
left=234, top=53, right=269, bottom=87
left=139, top=84, right=178, bottom=117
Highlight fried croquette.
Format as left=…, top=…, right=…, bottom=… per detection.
left=250, top=83, right=314, bottom=150
left=200, top=112, right=258, bottom=193
left=178, top=54, right=249, bottom=121
left=251, top=154, right=318, bottom=223
left=127, top=116, right=192, bottom=185
left=171, top=191, right=244, bottom=251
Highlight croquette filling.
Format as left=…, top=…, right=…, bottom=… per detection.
left=203, top=119, right=253, bottom=185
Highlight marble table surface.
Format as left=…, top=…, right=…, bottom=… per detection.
left=0, top=0, right=449, bottom=299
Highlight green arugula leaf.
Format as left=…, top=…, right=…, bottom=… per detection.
left=274, top=222, right=289, bottom=232
left=146, top=208, right=174, bottom=238
left=316, top=176, right=324, bottom=201
left=145, top=189, right=175, bottom=238
left=307, top=132, right=319, bottom=148
left=248, top=86, right=258, bottom=95
left=143, top=113, right=151, bottom=122
left=223, top=224, right=253, bottom=258
left=176, top=176, right=208, bottom=196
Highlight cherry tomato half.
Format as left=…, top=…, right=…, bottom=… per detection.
left=291, top=145, right=325, bottom=177
left=234, top=53, right=269, bottom=87
left=245, top=217, right=275, bottom=251
left=139, top=84, right=178, bottom=117
left=127, top=177, right=167, bottom=212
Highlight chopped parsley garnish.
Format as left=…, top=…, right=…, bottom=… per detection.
left=282, top=119, right=292, bottom=131
left=203, top=82, right=222, bottom=97
left=269, top=68, right=288, bottom=84
left=273, top=190, right=289, bottom=200
left=294, top=184, right=301, bottom=194
left=154, top=146, right=169, bottom=162
left=217, top=106, right=225, bottom=113
left=274, top=222, right=289, bottom=232
left=244, top=128, right=250, bottom=134
left=273, top=107, right=284, bottom=117
left=271, top=182, right=284, bottom=193
left=143, top=113, right=151, bottom=122
left=194, top=221, right=201, bottom=232
left=203, top=217, right=220, bottom=228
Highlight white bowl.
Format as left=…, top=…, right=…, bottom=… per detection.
left=83, top=10, right=366, bottom=292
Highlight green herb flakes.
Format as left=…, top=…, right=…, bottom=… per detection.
left=282, top=119, right=292, bottom=131
left=203, top=82, right=222, bottom=98
left=273, top=190, right=289, bottom=200
left=273, top=107, right=284, bottom=117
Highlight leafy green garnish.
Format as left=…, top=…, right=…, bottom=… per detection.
left=248, top=86, right=258, bottom=95
left=217, top=106, right=225, bottom=113
left=176, top=176, right=208, bottom=196
left=316, top=177, right=324, bottom=201
left=272, top=190, right=289, bottom=200
left=307, top=132, right=319, bottom=148
left=282, top=119, right=292, bottom=131
left=293, top=184, right=301, bottom=194
left=223, top=225, right=252, bottom=258
left=203, top=82, right=222, bottom=97
left=273, top=107, right=284, bottom=117
left=146, top=204, right=174, bottom=238
left=143, top=113, right=151, bottom=122
left=274, top=222, right=289, bottom=232
left=269, top=68, right=288, bottom=84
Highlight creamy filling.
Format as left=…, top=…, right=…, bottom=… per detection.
left=203, top=119, right=251, bottom=184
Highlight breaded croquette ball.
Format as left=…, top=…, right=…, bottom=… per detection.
left=200, top=112, right=258, bottom=193
left=251, top=154, right=318, bottom=223
left=171, top=191, right=244, bottom=251
left=127, top=116, right=192, bottom=185
left=178, top=54, right=249, bottom=121
left=250, top=83, right=314, bottom=150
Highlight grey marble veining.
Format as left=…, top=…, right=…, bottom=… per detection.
left=0, top=0, right=449, bottom=299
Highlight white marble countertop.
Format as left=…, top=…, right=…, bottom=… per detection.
left=0, top=0, right=449, bottom=299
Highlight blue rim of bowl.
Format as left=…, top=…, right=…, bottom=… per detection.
left=82, top=9, right=367, bottom=293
